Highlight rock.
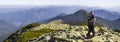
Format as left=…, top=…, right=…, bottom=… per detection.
left=44, top=36, right=51, bottom=41
left=104, top=32, right=109, bottom=35
left=72, top=40, right=77, bottom=42
left=28, top=38, right=37, bottom=42
left=77, top=39, right=83, bottom=42
left=26, top=23, right=120, bottom=42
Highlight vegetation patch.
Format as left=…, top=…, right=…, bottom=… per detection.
left=17, top=28, right=55, bottom=42
left=21, top=23, right=41, bottom=30
left=4, top=23, right=41, bottom=42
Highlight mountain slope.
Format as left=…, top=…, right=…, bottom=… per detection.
left=46, top=9, right=88, bottom=24
left=0, top=20, right=18, bottom=42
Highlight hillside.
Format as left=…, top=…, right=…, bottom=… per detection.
left=4, top=20, right=120, bottom=42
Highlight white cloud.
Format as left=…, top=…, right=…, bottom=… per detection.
left=0, top=0, right=119, bottom=7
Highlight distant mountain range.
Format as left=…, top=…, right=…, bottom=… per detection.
left=0, top=6, right=119, bottom=28
left=0, top=6, right=120, bottom=27
left=45, top=9, right=120, bottom=30
left=0, top=6, right=88, bottom=27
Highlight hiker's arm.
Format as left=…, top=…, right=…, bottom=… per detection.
left=89, top=18, right=94, bottom=22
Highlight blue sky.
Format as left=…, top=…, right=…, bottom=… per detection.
left=0, top=0, right=120, bottom=7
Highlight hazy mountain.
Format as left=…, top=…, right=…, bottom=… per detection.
left=104, top=7, right=120, bottom=12
left=115, top=18, right=120, bottom=22
left=0, top=5, right=35, bottom=13
left=0, top=6, right=89, bottom=27
left=111, top=18, right=120, bottom=29
left=94, top=9, right=120, bottom=20
left=45, top=9, right=88, bottom=24
left=0, top=20, right=18, bottom=42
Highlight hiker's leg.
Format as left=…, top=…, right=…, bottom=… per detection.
left=87, top=25, right=91, bottom=36
left=91, top=25, right=95, bottom=36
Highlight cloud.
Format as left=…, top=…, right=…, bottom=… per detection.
left=0, top=0, right=119, bottom=7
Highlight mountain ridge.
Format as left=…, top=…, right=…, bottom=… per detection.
left=45, top=9, right=120, bottom=30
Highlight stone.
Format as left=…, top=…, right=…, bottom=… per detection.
left=77, top=39, right=83, bottom=42
left=44, top=36, right=51, bottom=41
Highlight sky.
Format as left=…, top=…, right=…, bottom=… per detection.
left=0, top=0, right=120, bottom=7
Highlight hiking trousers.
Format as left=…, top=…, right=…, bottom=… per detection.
left=87, top=24, right=95, bottom=36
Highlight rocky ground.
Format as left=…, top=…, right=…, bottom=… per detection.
left=27, top=20, right=120, bottom=42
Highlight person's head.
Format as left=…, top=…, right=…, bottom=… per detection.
left=88, top=13, right=91, bottom=16
left=89, top=11, right=94, bottom=16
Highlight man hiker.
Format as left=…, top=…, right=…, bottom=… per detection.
left=86, top=11, right=95, bottom=37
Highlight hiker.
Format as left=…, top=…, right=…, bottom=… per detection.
left=86, top=11, right=95, bottom=37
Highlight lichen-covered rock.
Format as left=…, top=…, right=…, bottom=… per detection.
left=32, top=21, right=70, bottom=31
left=28, top=23, right=120, bottom=42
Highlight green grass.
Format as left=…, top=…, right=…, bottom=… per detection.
left=21, top=23, right=41, bottom=30
left=17, top=28, right=55, bottom=42
left=4, top=23, right=41, bottom=42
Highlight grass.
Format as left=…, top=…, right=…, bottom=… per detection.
left=4, top=23, right=41, bottom=42
left=21, top=23, right=41, bottom=30
left=16, top=28, right=55, bottom=42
